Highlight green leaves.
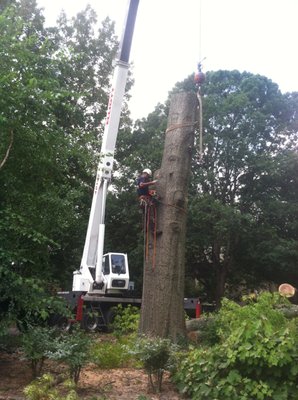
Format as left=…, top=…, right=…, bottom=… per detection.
left=24, top=373, right=79, bottom=400
left=22, top=326, right=56, bottom=377
left=176, top=70, right=298, bottom=303
left=111, top=304, right=140, bottom=337
left=132, top=336, right=172, bottom=393
left=0, top=0, right=124, bottom=331
left=46, top=326, right=92, bottom=384
left=173, top=293, right=298, bottom=399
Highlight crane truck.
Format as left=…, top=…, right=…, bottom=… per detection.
left=57, top=0, right=200, bottom=331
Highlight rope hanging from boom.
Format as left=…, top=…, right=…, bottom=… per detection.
left=194, top=62, right=205, bottom=161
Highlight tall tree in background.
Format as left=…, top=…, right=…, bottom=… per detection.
left=0, top=0, right=124, bottom=328
left=178, top=71, right=298, bottom=304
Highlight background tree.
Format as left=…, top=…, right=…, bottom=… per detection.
left=0, top=0, right=126, bottom=329
left=177, top=71, right=298, bottom=305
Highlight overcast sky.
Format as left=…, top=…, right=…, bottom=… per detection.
left=37, top=0, right=298, bottom=120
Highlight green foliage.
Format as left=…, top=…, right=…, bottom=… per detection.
left=0, top=262, right=69, bottom=335
left=0, top=330, right=21, bottom=352
left=197, top=314, right=221, bottom=346
left=132, top=336, right=172, bottom=393
left=0, top=0, right=126, bottom=333
left=24, top=373, right=79, bottom=400
left=46, top=326, right=92, bottom=384
left=178, top=70, right=298, bottom=303
left=111, top=304, right=140, bottom=337
left=173, top=292, right=298, bottom=399
left=21, top=326, right=56, bottom=377
left=91, top=336, right=135, bottom=369
left=1, top=266, right=70, bottom=336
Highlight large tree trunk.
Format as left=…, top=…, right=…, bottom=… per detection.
left=139, top=92, right=198, bottom=340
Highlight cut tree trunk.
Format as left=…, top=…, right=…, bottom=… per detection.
left=139, top=91, right=198, bottom=340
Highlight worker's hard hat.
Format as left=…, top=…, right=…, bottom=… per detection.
left=143, top=168, right=152, bottom=176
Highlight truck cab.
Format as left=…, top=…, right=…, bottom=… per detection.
left=72, top=252, right=129, bottom=295
left=103, top=252, right=129, bottom=292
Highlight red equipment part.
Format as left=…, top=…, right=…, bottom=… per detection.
left=75, top=295, right=84, bottom=321
left=194, top=71, right=205, bottom=85
left=195, top=300, right=202, bottom=318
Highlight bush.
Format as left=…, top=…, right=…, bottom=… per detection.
left=21, top=326, right=56, bottom=377
left=91, top=337, right=134, bottom=369
left=46, top=325, right=92, bottom=384
left=111, top=304, right=140, bottom=337
left=132, top=336, right=172, bottom=393
left=174, top=292, right=298, bottom=399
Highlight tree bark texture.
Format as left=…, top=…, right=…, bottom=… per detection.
left=140, top=92, right=198, bottom=340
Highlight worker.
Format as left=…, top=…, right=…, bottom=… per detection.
left=137, top=169, right=160, bottom=240
left=137, top=168, right=157, bottom=196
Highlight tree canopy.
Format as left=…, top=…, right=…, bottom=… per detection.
left=0, top=0, right=121, bottom=329
left=180, top=71, right=298, bottom=304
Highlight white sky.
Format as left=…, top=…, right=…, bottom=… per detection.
left=37, top=0, right=298, bottom=120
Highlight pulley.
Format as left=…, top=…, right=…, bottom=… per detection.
left=194, top=70, right=205, bottom=85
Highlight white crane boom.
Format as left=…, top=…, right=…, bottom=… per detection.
left=73, top=0, right=139, bottom=295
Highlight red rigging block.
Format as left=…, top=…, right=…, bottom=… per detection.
left=194, top=71, right=206, bottom=85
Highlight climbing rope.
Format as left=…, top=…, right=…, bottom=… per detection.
left=157, top=199, right=186, bottom=214
left=152, top=205, right=157, bottom=270
left=143, top=201, right=148, bottom=263
left=165, top=122, right=197, bottom=134
left=141, top=195, right=188, bottom=272
left=141, top=197, right=158, bottom=269
left=197, top=88, right=203, bottom=161
left=146, top=203, right=150, bottom=262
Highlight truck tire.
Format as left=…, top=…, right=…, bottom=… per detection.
left=50, top=315, right=72, bottom=332
left=81, top=312, right=99, bottom=332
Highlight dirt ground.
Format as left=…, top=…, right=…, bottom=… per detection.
left=0, top=349, right=185, bottom=400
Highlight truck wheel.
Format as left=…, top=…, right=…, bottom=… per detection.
left=52, top=315, right=72, bottom=332
left=81, top=312, right=99, bottom=332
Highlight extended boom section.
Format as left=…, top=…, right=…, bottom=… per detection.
left=73, top=0, right=139, bottom=295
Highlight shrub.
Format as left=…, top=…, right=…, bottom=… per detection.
left=91, top=339, right=130, bottom=369
left=46, top=325, right=92, bottom=384
left=174, top=292, right=298, bottom=399
left=111, top=304, right=140, bottom=337
left=21, top=326, right=56, bottom=377
left=132, top=336, right=172, bottom=393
